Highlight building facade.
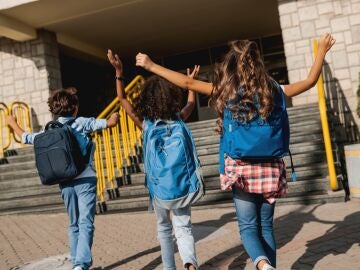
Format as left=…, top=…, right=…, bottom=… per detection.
left=279, top=0, right=360, bottom=127
left=0, top=0, right=359, bottom=130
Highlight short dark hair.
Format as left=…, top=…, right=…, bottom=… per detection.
left=133, top=75, right=182, bottom=121
left=48, top=87, right=79, bottom=116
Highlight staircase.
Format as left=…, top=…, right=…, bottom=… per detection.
left=0, top=103, right=345, bottom=216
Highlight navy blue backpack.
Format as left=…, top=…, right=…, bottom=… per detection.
left=219, top=82, right=296, bottom=180
left=143, top=118, right=205, bottom=210
left=34, top=119, right=90, bottom=185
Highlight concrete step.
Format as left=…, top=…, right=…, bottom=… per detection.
left=0, top=173, right=222, bottom=200
left=0, top=174, right=330, bottom=203
left=0, top=156, right=330, bottom=190
left=0, top=178, right=342, bottom=215
left=1, top=119, right=325, bottom=167
left=0, top=184, right=61, bottom=201
left=0, top=169, right=39, bottom=182
left=0, top=127, right=328, bottom=174
left=1, top=129, right=325, bottom=166
left=193, top=131, right=324, bottom=149
left=0, top=193, right=64, bottom=212
left=190, top=126, right=324, bottom=142
left=0, top=204, right=66, bottom=216
left=0, top=146, right=327, bottom=175
left=0, top=103, right=342, bottom=217
left=126, top=162, right=329, bottom=187
left=98, top=189, right=344, bottom=214
left=278, top=190, right=345, bottom=205
left=189, top=112, right=321, bottom=133
left=0, top=189, right=344, bottom=216
left=185, top=103, right=319, bottom=127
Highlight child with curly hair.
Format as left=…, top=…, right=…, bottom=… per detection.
left=107, top=49, right=200, bottom=270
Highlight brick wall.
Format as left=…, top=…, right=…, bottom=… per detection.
left=0, top=30, right=62, bottom=131
left=278, top=0, right=360, bottom=125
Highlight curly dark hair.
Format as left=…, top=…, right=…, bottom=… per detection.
left=48, top=87, right=79, bottom=116
left=133, top=75, right=183, bottom=121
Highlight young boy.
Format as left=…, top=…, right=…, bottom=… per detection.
left=6, top=87, right=119, bottom=270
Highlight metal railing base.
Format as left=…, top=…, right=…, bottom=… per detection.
left=97, top=202, right=107, bottom=213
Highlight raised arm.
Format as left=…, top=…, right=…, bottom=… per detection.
left=180, top=65, right=200, bottom=121
left=107, top=50, right=143, bottom=129
left=5, top=115, right=41, bottom=144
left=6, top=115, right=24, bottom=138
left=283, top=33, right=336, bottom=97
left=136, top=53, right=213, bottom=96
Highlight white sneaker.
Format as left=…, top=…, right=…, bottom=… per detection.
left=262, top=263, right=276, bottom=270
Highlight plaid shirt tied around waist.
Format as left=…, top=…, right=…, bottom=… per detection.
left=220, top=156, right=287, bottom=204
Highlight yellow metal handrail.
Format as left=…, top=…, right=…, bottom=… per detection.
left=313, top=40, right=338, bottom=191
left=94, top=75, right=145, bottom=207
left=0, top=103, right=11, bottom=159
left=97, top=75, right=144, bottom=119
left=10, top=102, right=32, bottom=145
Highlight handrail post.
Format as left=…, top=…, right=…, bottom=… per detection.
left=0, top=103, right=12, bottom=158
left=313, top=39, right=339, bottom=191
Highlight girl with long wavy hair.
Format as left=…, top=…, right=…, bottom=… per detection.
left=136, top=33, right=335, bottom=270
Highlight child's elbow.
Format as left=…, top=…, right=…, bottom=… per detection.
left=307, top=76, right=319, bottom=89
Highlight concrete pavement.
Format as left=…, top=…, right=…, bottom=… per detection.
left=1, top=200, right=359, bottom=270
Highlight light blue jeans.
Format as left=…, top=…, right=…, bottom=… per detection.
left=233, top=189, right=276, bottom=268
left=60, top=177, right=97, bottom=270
left=154, top=205, right=198, bottom=270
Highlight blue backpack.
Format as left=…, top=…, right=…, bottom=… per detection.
left=143, top=118, right=205, bottom=209
left=219, top=82, right=296, bottom=180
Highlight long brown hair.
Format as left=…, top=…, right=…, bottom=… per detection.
left=209, top=40, right=274, bottom=134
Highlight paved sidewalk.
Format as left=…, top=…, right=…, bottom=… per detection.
left=0, top=200, right=359, bottom=270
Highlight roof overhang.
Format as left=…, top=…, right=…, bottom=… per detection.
left=0, top=0, right=281, bottom=59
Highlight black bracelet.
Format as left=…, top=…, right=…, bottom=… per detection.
left=115, top=75, right=125, bottom=81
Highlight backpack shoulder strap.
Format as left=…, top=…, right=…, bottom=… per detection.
left=64, top=118, right=76, bottom=127
left=45, top=121, right=63, bottom=130
left=272, top=80, right=287, bottom=109
left=178, top=120, right=200, bottom=167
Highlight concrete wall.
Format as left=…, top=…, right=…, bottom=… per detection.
left=0, top=30, right=62, bottom=131
left=278, top=0, right=360, bottom=126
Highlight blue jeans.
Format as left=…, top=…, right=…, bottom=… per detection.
left=154, top=205, right=198, bottom=270
left=233, top=189, right=276, bottom=268
left=60, top=177, right=97, bottom=270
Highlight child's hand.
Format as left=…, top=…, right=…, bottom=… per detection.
left=187, top=65, right=200, bottom=79
left=136, top=53, right=154, bottom=71
left=107, top=49, right=123, bottom=74
left=107, top=112, right=119, bottom=128
left=5, top=115, right=17, bottom=126
left=318, top=33, right=336, bottom=54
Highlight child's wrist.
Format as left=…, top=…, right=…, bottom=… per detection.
left=317, top=47, right=327, bottom=56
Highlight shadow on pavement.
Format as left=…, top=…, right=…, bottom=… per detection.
left=291, top=210, right=360, bottom=269
left=200, top=203, right=359, bottom=269
left=102, top=212, right=236, bottom=270
left=101, top=204, right=360, bottom=269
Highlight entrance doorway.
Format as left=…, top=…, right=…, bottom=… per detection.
left=59, top=46, right=114, bottom=117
